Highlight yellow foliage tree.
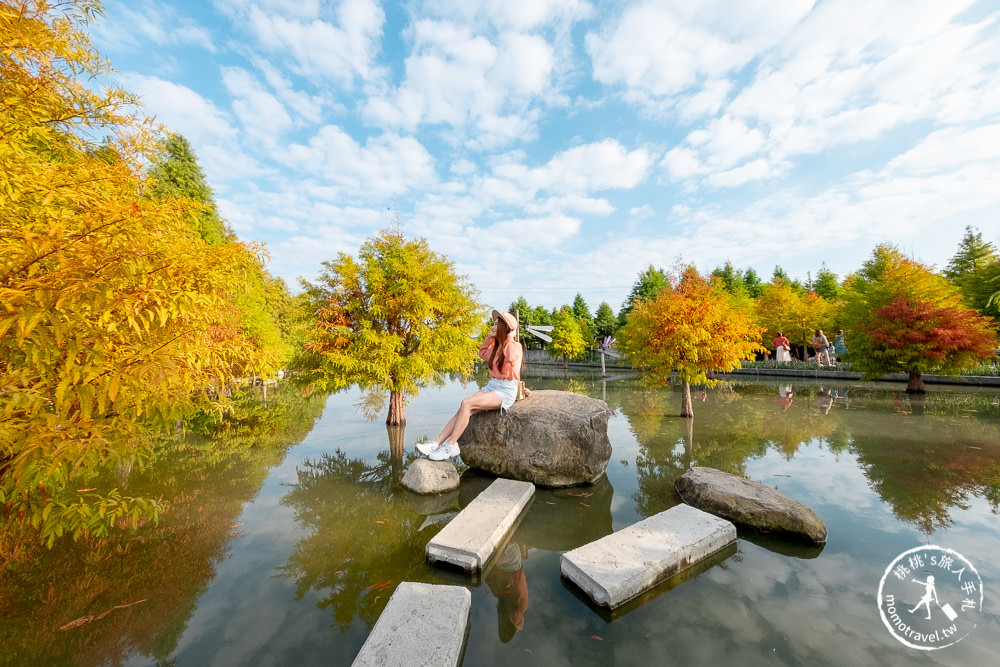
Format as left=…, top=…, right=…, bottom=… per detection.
left=619, top=268, right=764, bottom=417
left=300, top=229, right=483, bottom=425
left=1, top=0, right=271, bottom=545
left=755, top=278, right=838, bottom=360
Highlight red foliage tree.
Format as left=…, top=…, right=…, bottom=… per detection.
left=844, top=245, right=997, bottom=392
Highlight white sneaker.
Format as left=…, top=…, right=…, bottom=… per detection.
left=415, top=440, right=439, bottom=455
left=429, top=442, right=460, bottom=460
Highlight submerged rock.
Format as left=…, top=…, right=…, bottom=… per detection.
left=458, top=390, right=613, bottom=487
left=674, top=466, right=827, bottom=544
left=401, top=459, right=460, bottom=495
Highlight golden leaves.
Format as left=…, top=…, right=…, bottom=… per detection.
left=2, top=1, right=279, bottom=545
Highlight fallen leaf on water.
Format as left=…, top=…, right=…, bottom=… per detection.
left=59, top=599, right=148, bottom=631
left=60, top=616, right=94, bottom=631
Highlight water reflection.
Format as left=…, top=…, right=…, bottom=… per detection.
left=4, top=376, right=1000, bottom=665
left=602, top=378, right=1000, bottom=534
left=485, top=543, right=529, bottom=642
left=278, top=448, right=435, bottom=631
left=0, top=386, right=327, bottom=665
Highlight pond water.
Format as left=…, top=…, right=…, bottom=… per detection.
left=2, top=371, right=999, bottom=666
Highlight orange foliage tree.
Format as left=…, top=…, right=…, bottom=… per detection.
left=843, top=245, right=997, bottom=392
left=619, top=268, right=764, bottom=417
left=1, top=0, right=271, bottom=545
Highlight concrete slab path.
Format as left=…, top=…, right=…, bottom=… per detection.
left=352, top=581, right=470, bottom=667
left=560, top=503, right=736, bottom=609
left=427, top=478, right=534, bottom=572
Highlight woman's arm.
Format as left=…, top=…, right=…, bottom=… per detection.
left=478, top=329, right=496, bottom=361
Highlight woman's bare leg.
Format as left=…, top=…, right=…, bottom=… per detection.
left=437, top=391, right=502, bottom=444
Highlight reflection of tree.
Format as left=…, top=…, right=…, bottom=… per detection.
left=618, top=381, right=851, bottom=517
left=845, top=412, right=1000, bottom=533
left=0, top=387, right=328, bottom=664
left=279, top=449, right=444, bottom=632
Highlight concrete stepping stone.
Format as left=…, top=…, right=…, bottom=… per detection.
left=426, top=478, right=534, bottom=572
left=352, top=581, right=470, bottom=667
left=560, top=503, right=736, bottom=609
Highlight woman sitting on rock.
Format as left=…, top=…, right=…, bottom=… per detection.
left=417, top=309, right=525, bottom=461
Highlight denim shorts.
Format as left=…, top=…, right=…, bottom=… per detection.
left=483, top=378, right=518, bottom=411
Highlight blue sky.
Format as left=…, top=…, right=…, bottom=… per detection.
left=89, top=0, right=1000, bottom=313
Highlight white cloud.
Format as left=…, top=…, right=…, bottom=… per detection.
left=525, top=194, right=614, bottom=216
left=540, top=140, right=654, bottom=192
left=418, top=0, right=592, bottom=32
left=723, top=0, right=1000, bottom=168
left=887, top=124, right=1000, bottom=175
left=363, top=19, right=558, bottom=147
left=250, top=57, right=331, bottom=124
left=222, top=67, right=292, bottom=142
left=362, top=3, right=588, bottom=147
left=243, top=0, right=385, bottom=84
left=484, top=140, right=653, bottom=198
left=476, top=214, right=581, bottom=249
left=127, top=74, right=237, bottom=144
left=586, top=0, right=814, bottom=105
left=96, top=1, right=216, bottom=53
left=279, top=126, right=437, bottom=199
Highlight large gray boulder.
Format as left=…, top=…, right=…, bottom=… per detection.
left=674, top=467, right=827, bottom=544
left=457, top=390, right=613, bottom=487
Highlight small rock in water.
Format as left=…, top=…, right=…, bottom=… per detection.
left=402, top=459, right=460, bottom=494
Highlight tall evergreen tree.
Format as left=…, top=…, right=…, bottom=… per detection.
left=742, top=267, right=764, bottom=299
left=508, top=296, right=530, bottom=322
left=619, top=265, right=669, bottom=325
left=147, top=134, right=293, bottom=372
left=710, top=261, right=746, bottom=296
left=594, top=301, right=618, bottom=338
left=945, top=226, right=997, bottom=283
left=945, top=226, right=998, bottom=313
left=148, top=133, right=232, bottom=245
left=572, top=292, right=594, bottom=335
left=813, top=264, right=842, bottom=301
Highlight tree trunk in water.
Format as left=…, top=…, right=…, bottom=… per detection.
left=386, top=423, right=405, bottom=480
left=906, top=371, right=926, bottom=394
left=680, top=379, right=694, bottom=418
left=386, top=390, right=406, bottom=425
left=682, top=417, right=694, bottom=467
left=563, top=354, right=568, bottom=375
